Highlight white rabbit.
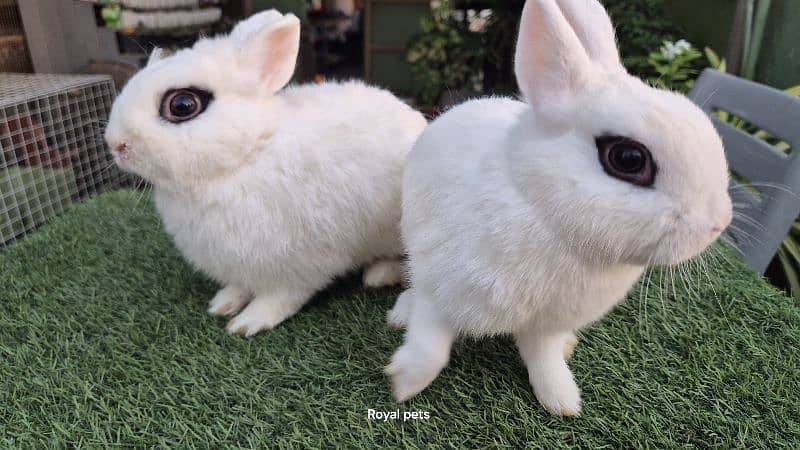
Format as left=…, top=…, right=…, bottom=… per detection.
left=386, top=0, right=732, bottom=416
left=105, top=10, right=426, bottom=336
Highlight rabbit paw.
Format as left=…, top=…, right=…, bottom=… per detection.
left=385, top=342, right=448, bottom=402
left=363, top=259, right=403, bottom=288
left=225, top=292, right=307, bottom=337
left=516, top=331, right=582, bottom=417
left=532, top=374, right=582, bottom=417
left=208, top=285, right=250, bottom=317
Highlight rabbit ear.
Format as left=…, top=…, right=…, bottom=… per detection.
left=514, top=0, right=593, bottom=109
left=147, top=47, right=166, bottom=66
left=234, top=12, right=301, bottom=94
left=230, top=9, right=285, bottom=45
left=555, top=0, right=623, bottom=71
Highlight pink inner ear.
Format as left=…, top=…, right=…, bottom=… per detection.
left=257, top=23, right=300, bottom=93
left=523, top=16, right=569, bottom=90
left=514, top=0, right=592, bottom=107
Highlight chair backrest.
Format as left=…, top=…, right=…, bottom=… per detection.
left=689, top=69, right=800, bottom=274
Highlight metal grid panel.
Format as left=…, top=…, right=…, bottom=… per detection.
left=0, top=73, right=132, bottom=246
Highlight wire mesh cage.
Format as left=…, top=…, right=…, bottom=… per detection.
left=0, top=73, right=132, bottom=246
left=0, top=0, right=32, bottom=73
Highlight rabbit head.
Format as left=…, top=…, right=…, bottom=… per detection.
left=507, top=0, right=732, bottom=266
left=104, top=10, right=300, bottom=188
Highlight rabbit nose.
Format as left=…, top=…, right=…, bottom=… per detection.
left=709, top=194, right=733, bottom=235
left=114, top=143, right=129, bottom=154
left=711, top=210, right=732, bottom=234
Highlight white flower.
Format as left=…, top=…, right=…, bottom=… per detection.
left=661, top=39, right=694, bottom=61
left=467, top=9, right=492, bottom=32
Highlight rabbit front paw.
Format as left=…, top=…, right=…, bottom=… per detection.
left=208, top=285, right=251, bottom=317
left=385, top=343, right=448, bottom=402
left=516, top=331, right=582, bottom=417
left=530, top=370, right=582, bottom=417
left=225, top=290, right=310, bottom=337
left=386, top=292, right=455, bottom=401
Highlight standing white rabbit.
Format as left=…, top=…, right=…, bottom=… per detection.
left=105, top=10, right=427, bottom=336
left=386, top=0, right=732, bottom=416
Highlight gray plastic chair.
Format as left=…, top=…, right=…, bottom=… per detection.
left=689, top=69, right=800, bottom=274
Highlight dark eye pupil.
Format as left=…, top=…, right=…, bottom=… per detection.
left=171, top=94, right=197, bottom=117
left=595, top=135, right=656, bottom=188
left=610, top=146, right=645, bottom=173
left=160, top=88, right=212, bottom=123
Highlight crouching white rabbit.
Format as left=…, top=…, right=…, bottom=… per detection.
left=105, top=10, right=427, bottom=336
left=386, top=0, right=732, bottom=416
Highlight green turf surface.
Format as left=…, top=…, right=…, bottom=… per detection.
left=1, top=190, right=799, bottom=447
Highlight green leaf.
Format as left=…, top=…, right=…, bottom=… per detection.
left=704, top=47, right=721, bottom=68
left=785, top=85, right=800, bottom=97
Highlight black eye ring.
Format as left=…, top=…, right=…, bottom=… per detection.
left=160, top=88, right=213, bottom=123
left=596, top=135, right=657, bottom=187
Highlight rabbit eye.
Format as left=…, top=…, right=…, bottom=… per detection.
left=160, top=88, right=212, bottom=123
left=596, top=136, right=656, bottom=187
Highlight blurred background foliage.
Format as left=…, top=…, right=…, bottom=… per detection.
left=407, top=0, right=688, bottom=105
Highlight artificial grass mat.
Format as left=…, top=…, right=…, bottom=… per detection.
left=1, top=190, right=799, bottom=448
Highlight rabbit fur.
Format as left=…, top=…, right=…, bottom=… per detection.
left=105, top=11, right=426, bottom=336
left=386, top=0, right=732, bottom=416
